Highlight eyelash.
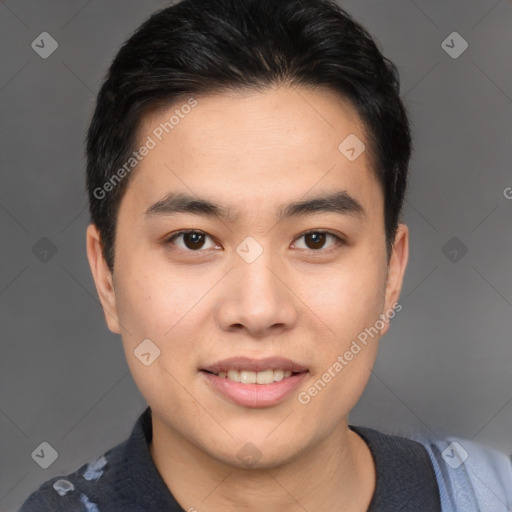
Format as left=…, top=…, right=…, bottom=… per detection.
left=164, top=229, right=345, bottom=254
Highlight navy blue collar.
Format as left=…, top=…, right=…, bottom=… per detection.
left=115, top=406, right=440, bottom=511
left=349, top=423, right=441, bottom=511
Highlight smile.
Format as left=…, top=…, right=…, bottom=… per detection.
left=200, top=369, right=309, bottom=408
left=204, top=368, right=295, bottom=384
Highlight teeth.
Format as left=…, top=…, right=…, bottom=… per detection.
left=215, top=369, right=294, bottom=384
left=227, top=370, right=239, bottom=382
left=274, top=369, right=284, bottom=382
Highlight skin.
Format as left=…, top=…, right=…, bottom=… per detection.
left=86, top=84, right=409, bottom=512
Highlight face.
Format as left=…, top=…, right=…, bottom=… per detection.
left=87, top=85, right=408, bottom=469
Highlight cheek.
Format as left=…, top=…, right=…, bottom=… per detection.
left=302, top=254, right=387, bottom=337
left=112, top=259, right=211, bottom=372
left=113, top=265, right=204, bottom=408
left=296, top=262, right=385, bottom=426
left=114, top=259, right=197, bottom=338
left=113, top=273, right=163, bottom=338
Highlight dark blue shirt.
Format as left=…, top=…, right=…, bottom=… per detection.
left=18, top=406, right=441, bottom=511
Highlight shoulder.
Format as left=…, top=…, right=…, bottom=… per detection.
left=17, top=438, right=131, bottom=512
left=350, top=424, right=442, bottom=510
left=351, top=423, right=439, bottom=473
left=410, top=433, right=512, bottom=511
left=352, top=424, right=512, bottom=511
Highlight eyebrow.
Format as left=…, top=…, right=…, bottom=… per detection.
left=143, top=190, right=365, bottom=222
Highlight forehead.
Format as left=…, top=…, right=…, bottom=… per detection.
left=122, top=85, right=381, bottom=220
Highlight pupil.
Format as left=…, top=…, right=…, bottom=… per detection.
left=184, top=232, right=204, bottom=250
left=306, top=232, right=325, bottom=249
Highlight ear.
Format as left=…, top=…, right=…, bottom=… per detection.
left=380, top=223, right=409, bottom=336
left=86, top=223, right=121, bottom=334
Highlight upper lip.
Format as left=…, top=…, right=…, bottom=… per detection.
left=201, top=356, right=309, bottom=374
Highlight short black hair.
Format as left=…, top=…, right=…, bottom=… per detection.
left=86, top=0, right=412, bottom=272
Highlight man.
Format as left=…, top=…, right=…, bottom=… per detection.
left=18, top=0, right=512, bottom=510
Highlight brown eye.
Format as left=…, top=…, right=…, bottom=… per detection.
left=294, top=231, right=343, bottom=251
left=182, top=232, right=206, bottom=249
left=304, top=232, right=327, bottom=250
left=167, top=230, right=217, bottom=251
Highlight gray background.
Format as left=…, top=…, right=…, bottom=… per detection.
left=1, top=0, right=511, bottom=510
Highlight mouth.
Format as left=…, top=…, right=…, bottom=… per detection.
left=201, top=368, right=307, bottom=385
left=200, top=355, right=309, bottom=383
left=199, top=356, right=309, bottom=407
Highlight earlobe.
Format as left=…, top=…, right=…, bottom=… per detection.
left=85, top=223, right=122, bottom=334
left=381, top=224, right=409, bottom=335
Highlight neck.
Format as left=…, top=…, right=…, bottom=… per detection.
left=150, top=413, right=376, bottom=512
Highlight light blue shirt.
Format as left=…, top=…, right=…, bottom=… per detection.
left=418, top=435, right=512, bottom=511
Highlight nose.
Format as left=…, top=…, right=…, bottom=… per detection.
left=214, top=246, right=298, bottom=338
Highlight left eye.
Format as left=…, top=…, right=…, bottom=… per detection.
left=166, top=230, right=343, bottom=252
left=292, top=230, right=343, bottom=251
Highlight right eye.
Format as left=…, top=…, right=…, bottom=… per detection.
left=165, top=230, right=220, bottom=252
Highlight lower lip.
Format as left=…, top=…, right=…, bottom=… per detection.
left=200, top=370, right=309, bottom=408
